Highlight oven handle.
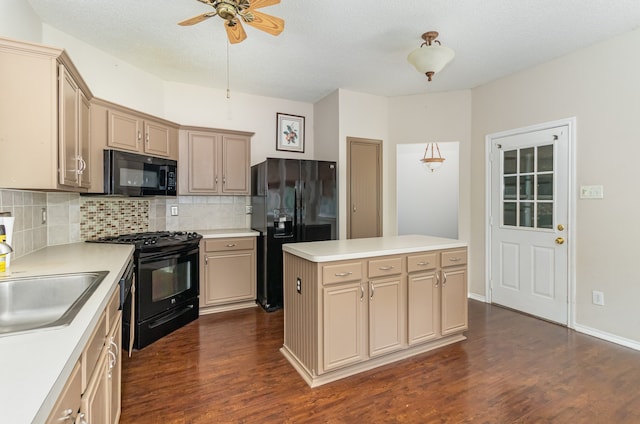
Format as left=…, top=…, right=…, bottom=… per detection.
left=138, top=246, right=199, bottom=263
left=148, top=304, right=195, bottom=329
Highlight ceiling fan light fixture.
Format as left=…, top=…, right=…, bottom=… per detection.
left=407, top=31, right=455, bottom=81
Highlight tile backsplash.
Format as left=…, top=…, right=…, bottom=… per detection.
left=0, top=189, right=251, bottom=259
left=81, top=198, right=149, bottom=240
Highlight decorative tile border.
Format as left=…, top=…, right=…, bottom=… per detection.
left=81, top=198, right=149, bottom=240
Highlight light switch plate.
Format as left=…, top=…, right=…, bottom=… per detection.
left=170, top=206, right=179, bottom=216
left=580, top=185, right=604, bottom=199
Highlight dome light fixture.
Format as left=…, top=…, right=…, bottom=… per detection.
left=407, top=31, right=455, bottom=81
left=421, top=143, right=445, bottom=172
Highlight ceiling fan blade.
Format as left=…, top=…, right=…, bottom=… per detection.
left=178, top=12, right=217, bottom=26
left=243, top=10, right=284, bottom=36
left=248, top=0, right=280, bottom=10
left=225, top=20, right=248, bottom=44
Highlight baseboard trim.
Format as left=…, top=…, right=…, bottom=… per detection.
left=573, top=323, right=640, bottom=351
left=467, top=293, right=486, bottom=302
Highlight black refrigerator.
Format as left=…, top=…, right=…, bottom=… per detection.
left=251, top=158, right=337, bottom=311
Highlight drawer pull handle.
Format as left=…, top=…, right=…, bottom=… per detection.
left=448, top=257, right=462, bottom=262
left=417, top=261, right=430, bottom=266
left=334, top=272, right=353, bottom=277
left=378, top=265, right=394, bottom=271
left=225, top=243, right=236, bottom=248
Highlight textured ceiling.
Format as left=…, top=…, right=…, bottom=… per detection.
left=26, top=0, right=640, bottom=103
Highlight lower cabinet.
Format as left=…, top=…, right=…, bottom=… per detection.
left=282, top=247, right=468, bottom=387
left=45, top=287, right=123, bottom=424
left=199, top=237, right=257, bottom=313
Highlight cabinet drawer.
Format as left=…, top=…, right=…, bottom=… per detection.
left=106, top=287, right=120, bottom=329
left=407, top=253, right=438, bottom=273
left=204, top=237, right=255, bottom=252
left=82, top=311, right=107, bottom=391
left=368, top=257, right=402, bottom=278
left=323, top=262, right=362, bottom=285
left=441, top=249, right=467, bottom=267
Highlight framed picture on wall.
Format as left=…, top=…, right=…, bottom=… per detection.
left=276, top=112, right=305, bottom=153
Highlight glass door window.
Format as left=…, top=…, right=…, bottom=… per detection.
left=502, top=144, right=554, bottom=229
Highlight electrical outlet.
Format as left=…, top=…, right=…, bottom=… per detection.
left=170, top=206, right=179, bottom=216
left=41, top=208, right=47, bottom=224
left=296, top=278, right=302, bottom=294
left=592, top=290, right=605, bottom=306
left=246, top=205, right=253, bottom=214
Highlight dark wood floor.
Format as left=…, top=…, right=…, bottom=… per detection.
left=121, top=300, right=640, bottom=423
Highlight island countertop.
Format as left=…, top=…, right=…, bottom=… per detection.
left=0, top=242, right=134, bottom=424
left=282, top=234, right=467, bottom=262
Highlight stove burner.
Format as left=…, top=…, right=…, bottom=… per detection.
left=89, top=231, right=202, bottom=249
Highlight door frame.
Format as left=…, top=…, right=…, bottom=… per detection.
left=484, top=117, right=577, bottom=328
left=346, top=137, right=383, bottom=239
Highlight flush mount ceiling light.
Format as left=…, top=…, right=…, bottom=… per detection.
left=407, top=31, right=455, bottom=81
left=421, top=143, right=445, bottom=172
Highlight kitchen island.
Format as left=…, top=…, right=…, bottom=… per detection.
left=0, top=243, right=134, bottom=424
left=281, top=235, right=468, bottom=387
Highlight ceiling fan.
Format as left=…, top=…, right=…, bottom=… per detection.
left=178, top=0, right=284, bottom=44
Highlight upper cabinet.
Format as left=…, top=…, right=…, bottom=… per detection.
left=178, top=127, right=253, bottom=196
left=106, top=108, right=175, bottom=158
left=89, top=99, right=179, bottom=193
left=0, top=37, right=93, bottom=191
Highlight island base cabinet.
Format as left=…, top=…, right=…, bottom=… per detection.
left=441, top=267, right=468, bottom=336
left=282, top=246, right=467, bottom=388
left=323, top=282, right=366, bottom=371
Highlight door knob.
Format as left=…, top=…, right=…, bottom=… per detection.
left=555, top=237, right=565, bottom=245
left=557, top=224, right=565, bottom=231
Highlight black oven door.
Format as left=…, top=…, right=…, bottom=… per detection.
left=136, top=244, right=199, bottom=321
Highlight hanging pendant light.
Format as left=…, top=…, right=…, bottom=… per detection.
left=407, top=31, right=455, bottom=81
left=421, top=143, right=445, bottom=172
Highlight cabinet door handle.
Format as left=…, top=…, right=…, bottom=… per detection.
left=378, top=265, right=394, bottom=271
left=223, top=176, right=226, bottom=185
left=110, top=338, right=119, bottom=358
left=225, top=243, right=236, bottom=248
left=137, top=130, right=142, bottom=142
left=435, top=272, right=440, bottom=288
left=442, top=271, right=448, bottom=286
left=334, top=272, right=352, bottom=277
left=360, top=283, right=364, bottom=301
left=205, top=256, right=208, bottom=265
left=417, top=261, right=430, bottom=266
left=77, top=412, right=88, bottom=424
left=369, top=281, right=374, bottom=299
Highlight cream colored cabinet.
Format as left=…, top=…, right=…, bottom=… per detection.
left=59, top=64, right=92, bottom=189
left=440, top=250, right=468, bottom=336
left=282, top=246, right=468, bottom=387
left=179, top=128, right=253, bottom=195
left=321, top=261, right=366, bottom=372
left=46, top=287, right=123, bottom=424
left=107, top=109, right=175, bottom=157
left=200, top=237, right=257, bottom=313
left=0, top=37, right=93, bottom=191
left=367, top=257, right=404, bottom=357
left=407, top=253, right=439, bottom=345
left=45, top=361, right=82, bottom=424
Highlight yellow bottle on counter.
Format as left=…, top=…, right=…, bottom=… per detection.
left=0, top=224, right=6, bottom=273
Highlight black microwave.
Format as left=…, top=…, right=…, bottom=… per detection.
left=104, top=149, right=177, bottom=196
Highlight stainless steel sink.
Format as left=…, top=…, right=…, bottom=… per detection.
left=0, top=271, right=109, bottom=336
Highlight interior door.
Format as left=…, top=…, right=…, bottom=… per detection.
left=347, top=137, right=382, bottom=239
left=490, top=126, right=569, bottom=324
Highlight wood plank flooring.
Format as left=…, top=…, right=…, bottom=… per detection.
left=121, top=300, right=640, bottom=423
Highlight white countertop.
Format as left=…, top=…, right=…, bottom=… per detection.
left=282, top=235, right=467, bottom=262
left=196, top=228, right=259, bottom=238
left=0, top=243, right=134, bottom=424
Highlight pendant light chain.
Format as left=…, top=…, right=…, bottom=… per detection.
left=226, top=39, right=231, bottom=99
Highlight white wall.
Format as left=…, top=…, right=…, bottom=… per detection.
left=389, top=91, right=472, bottom=242
left=163, top=82, right=315, bottom=164
left=471, top=28, right=640, bottom=345
left=313, top=89, right=340, bottom=162
left=0, top=0, right=41, bottom=43
left=397, top=143, right=459, bottom=239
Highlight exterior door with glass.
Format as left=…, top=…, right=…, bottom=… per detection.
left=490, top=125, right=569, bottom=324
